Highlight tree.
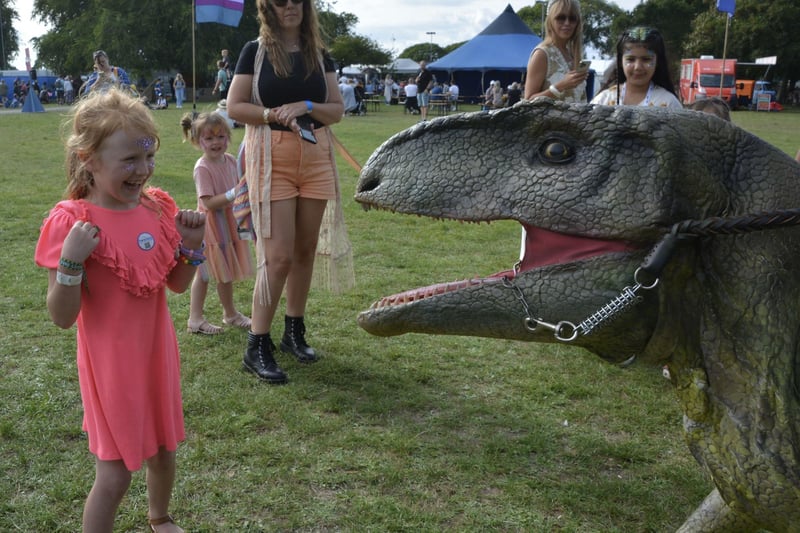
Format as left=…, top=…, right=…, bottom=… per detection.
left=442, top=42, right=465, bottom=55
left=517, top=3, right=548, bottom=37
left=31, top=0, right=374, bottom=86
left=398, top=43, right=446, bottom=63
left=329, top=34, right=391, bottom=73
left=581, top=0, right=625, bottom=56
left=32, top=0, right=259, bottom=85
left=0, top=0, right=20, bottom=69
left=317, top=9, right=358, bottom=48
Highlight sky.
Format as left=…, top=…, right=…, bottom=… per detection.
left=9, top=0, right=643, bottom=70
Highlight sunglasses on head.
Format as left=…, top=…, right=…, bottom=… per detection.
left=555, top=14, right=578, bottom=23
left=93, top=50, right=106, bottom=60
left=273, top=0, right=303, bottom=6
left=623, top=26, right=658, bottom=41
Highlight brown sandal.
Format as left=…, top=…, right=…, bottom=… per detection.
left=148, top=514, right=175, bottom=532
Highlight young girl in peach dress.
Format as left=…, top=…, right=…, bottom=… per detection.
left=180, top=111, right=254, bottom=335
left=35, top=89, right=205, bottom=533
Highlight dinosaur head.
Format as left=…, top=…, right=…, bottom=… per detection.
left=354, top=99, right=790, bottom=364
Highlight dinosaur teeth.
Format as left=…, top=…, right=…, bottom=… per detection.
left=371, top=278, right=486, bottom=309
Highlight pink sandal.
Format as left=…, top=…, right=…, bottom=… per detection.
left=223, top=312, right=251, bottom=330
left=187, top=318, right=223, bottom=335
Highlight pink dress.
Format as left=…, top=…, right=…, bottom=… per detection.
left=194, top=154, right=253, bottom=282
left=34, top=189, right=185, bottom=471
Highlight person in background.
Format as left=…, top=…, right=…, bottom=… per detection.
left=507, top=81, right=522, bottom=106
left=590, top=26, right=681, bottom=108
left=524, top=0, right=587, bottom=102
left=54, top=76, right=65, bottom=104
left=404, top=77, right=419, bottom=114
left=383, top=74, right=394, bottom=104
left=35, top=88, right=204, bottom=533
left=212, top=60, right=229, bottom=100
left=447, top=80, right=459, bottom=111
left=686, top=97, right=731, bottom=121
left=221, top=49, right=233, bottom=80
left=173, top=73, right=186, bottom=109
left=489, top=80, right=503, bottom=108
left=214, top=99, right=240, bottom=129
left=180, top=112, right=254, bottom=336
left=340, top=77, right=358, bottom=115
left=227, top=0, right=350, bottom=383
left=64, top=75, right=75, bottom=104
left=81, top=50, right=131, bottom=96
left=416, top=60, right=433, bottom=121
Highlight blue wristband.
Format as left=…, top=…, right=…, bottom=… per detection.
left=305, top=100, right=313, bottom=113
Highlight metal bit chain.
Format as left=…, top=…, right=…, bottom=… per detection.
left=503, top=267, right=658, bottom=342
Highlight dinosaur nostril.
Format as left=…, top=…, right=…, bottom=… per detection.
left=357, top=171, right=381, bottom=193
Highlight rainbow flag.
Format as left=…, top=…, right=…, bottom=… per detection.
left=196, top=0, right=244, bottom=27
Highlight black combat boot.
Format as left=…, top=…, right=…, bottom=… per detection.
left=243, top=332, right=288, bottom=383
left=280, top=315, right=318, bottom=363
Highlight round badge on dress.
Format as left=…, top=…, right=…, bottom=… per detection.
left=138, top=232, right=155, bottom=250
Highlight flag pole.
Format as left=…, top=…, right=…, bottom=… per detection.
left=719, top=12, right=730, bottom=93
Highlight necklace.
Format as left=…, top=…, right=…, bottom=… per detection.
left=620, top=82, right=654, bottom=106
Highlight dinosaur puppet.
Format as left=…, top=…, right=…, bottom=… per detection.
left=354, top=100, right=800, bottom=532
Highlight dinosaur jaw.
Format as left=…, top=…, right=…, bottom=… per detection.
left=366, top=224, right=638, bottom=310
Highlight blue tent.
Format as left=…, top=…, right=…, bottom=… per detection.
left=429, top=4, right=541, bottom=102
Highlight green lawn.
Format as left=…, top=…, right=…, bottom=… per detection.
left=1, top=100, right=797, bottom=531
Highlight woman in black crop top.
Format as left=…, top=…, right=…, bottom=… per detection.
left=228, top=0, right=345, bottom=384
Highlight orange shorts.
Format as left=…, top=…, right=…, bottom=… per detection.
left=267, top=128, right=336, bottom=201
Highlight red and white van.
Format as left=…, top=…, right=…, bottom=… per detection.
left=679, top=57, right=737, bottom=106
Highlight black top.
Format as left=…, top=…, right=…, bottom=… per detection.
left=236, top=40, right=335, bottom=129
left=417, top=68, right=433, bottom=93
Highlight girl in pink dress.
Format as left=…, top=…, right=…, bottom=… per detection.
left=35, top=89, right=205, bottom=533
left=180, top=112, right=254, bottom=335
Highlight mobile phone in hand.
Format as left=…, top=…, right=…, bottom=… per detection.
left=299, top=126, right=317, bottom=144
left=576, top=60, right=592, bottom=73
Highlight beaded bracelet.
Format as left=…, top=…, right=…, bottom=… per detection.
left=59, top=257, right=84, bottom=272
left=179, top=242, right=206, bottom=266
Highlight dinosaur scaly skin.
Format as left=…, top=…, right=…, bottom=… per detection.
left=355, top=100, right=800, bottom=532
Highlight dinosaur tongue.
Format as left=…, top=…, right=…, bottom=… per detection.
left=517, top=225, right=635, bottom=271
left=369, top=225, right=636, bottom=309
left=489, top=225, right=635, bottom=279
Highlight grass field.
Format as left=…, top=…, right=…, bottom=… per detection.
left=1, top=100, right=798, bottom=532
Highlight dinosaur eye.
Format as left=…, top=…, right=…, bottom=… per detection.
left=538, top=138, right=575, bottom=164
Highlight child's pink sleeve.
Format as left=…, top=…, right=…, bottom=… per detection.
left=34, top=205, right=77, bottom=270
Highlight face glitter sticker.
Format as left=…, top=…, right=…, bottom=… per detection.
left=123, top=163, right=135, bottom=173
left=147, top=160, right=155, bottom=171
left=136, top=136, right=156, bottom=152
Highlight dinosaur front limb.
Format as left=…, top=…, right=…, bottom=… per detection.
left=676, top=489, right=758, bottom=533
